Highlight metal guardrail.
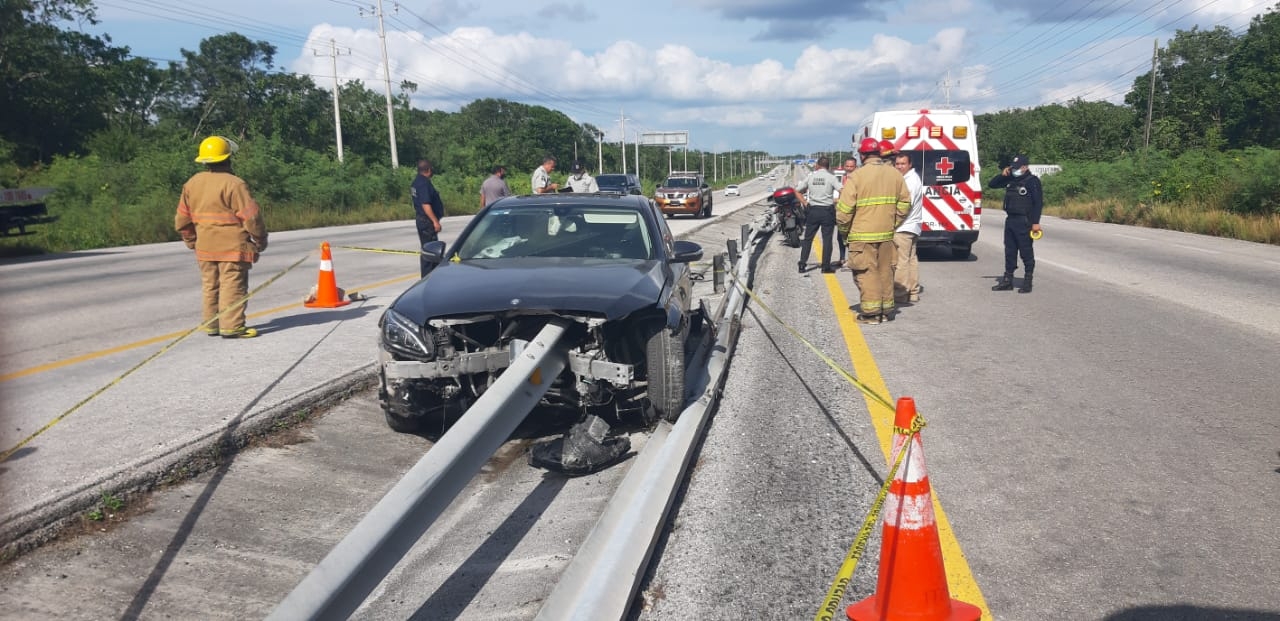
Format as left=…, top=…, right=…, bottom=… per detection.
left=267, top=319, right=572, bottom=621
left=534, top=221, right=763, bottom=619
left=269, top=212, right=770, bottom=621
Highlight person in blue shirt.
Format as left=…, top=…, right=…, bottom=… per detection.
left=411, top=159, right=445, bottom=277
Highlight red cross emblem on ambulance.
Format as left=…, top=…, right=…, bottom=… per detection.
left=935, top=156, right=955, bottom=175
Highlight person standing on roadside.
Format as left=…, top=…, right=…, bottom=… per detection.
left=794, top=156, right=841, bottom=273
left=480, top=164, right=512, bottom=208
left=989, top=154, right=1042, bottom=293
left=531, top=156, right=559, bottom=194
left=175, top=136, right=268, bottom=339
left=565, top=160, right=599, bottom=193
left=411, top=159, right=445, bottom=278
left=893, top=151, right=925, bottom=304
left=837, top=137, right=910, bottom=325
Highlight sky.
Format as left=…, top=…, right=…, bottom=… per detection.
left=84, top=0, right=1274, bottom=156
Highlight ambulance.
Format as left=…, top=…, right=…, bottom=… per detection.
left=862, top=109, right=981, bottom=259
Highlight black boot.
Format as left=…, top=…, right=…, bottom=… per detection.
left=1018, top=273, right=1033, bottom=293
left=992, top=273, right=1014, bottom=291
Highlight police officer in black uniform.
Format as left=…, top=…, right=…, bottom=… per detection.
left=989, top=154, right=1042, bottom=293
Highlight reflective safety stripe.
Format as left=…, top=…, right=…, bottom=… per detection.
left=854, top=195, right=900, bottom=207
left=847, top=231, right=894, bottom=242
left=837, top=201, right=854, bottom=214
left=320, top=259, right=333, bottom=271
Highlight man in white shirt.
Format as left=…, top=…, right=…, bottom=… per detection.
left=893, top=152, right=925, bottom=303
left=564, top=160, right=599, bottom=193
left=531, top=156, right=559, bottom=194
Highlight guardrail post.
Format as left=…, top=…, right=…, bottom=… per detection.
left=712, top=253, right=725, bottom=294
left=726, top=239, right=739, bottom=267
left=740, top=223, right=749, bottom=248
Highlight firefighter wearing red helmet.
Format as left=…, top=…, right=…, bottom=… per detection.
left=878, top=140, right=896, bottom=157
left=837, top=135, right=911, bottom=324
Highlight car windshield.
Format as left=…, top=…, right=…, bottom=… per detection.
left=727, top=185, right=738, bottom=189
left=455, top=205, right=653, bottom=260
left=663, top=177, right=698, bottom=188
left=596, top=175, right=627, bottom=187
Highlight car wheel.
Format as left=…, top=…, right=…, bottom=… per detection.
left=645, top=323, right=685, bottom=422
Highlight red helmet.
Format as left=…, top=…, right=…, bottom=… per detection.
left=857, top=137, right=880, bottom=154
left=878, top=140, right=896, bottom=156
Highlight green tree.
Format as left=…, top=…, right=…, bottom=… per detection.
left=1225, top=4, right=1280, bottom=147
left=0, top=0, right=130, bottom=164
left=1126, top=26, right=1237, bottom=151
left=163, top=33, right=278, bottom=140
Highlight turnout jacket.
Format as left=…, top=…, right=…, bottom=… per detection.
left=175, top=170, right=268, bottom=263
left=836, top=158, right=910, bottom=242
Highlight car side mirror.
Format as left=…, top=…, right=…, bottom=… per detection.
left=671, top=240, right=703, bottom=264
left=630, top=187, right=641, bottom=195
left=421, top=240, right=447, bottom=263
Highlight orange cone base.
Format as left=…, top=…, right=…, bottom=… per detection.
left=304, top=298, right=350, bottom=308
left=846, top=595, right=981, bottom=621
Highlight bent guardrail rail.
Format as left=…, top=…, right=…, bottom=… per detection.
left=267, top=319, right=573, bottom=621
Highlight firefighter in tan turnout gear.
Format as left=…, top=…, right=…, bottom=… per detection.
left=175, top=136, right=268, bottom=338
left=837, top=137, right=910, bottom=325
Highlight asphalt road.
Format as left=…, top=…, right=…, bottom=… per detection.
left=639, top=210, right=1280, bottom=620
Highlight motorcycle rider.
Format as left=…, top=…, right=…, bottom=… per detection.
left=794, top=156, right=841, bottom=273
left=837, top=137, right=910, bottom=324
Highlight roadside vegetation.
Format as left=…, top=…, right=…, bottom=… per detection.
left=3, top=0, right=1279, bottom=256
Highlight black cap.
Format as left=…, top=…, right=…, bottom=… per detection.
left=571, top=160, right=585, bottom=173
left=1009, top=154, right=1029, bottom=169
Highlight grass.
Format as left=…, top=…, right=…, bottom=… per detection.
left=1047, top=197, right=1280, bottom=245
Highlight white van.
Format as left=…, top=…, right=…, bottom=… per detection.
left=863, top=109, right=981, bottom=259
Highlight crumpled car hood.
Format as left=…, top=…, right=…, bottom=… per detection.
left=393, top=258, right=668, bottom=324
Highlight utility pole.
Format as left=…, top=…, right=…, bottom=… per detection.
left=1144, top=39, right=1158, bottom=150
left=634, top=133, right=640, bottom=179
left=700, top=151, right=705, bottom=175
left=713, top=151, right=718, bottom=182
left=315, top=39, right=349, bottom=163
left=939, top=70, right=956, bottom=108
left=364, top=0, right=399, bottom=168
left=597, top=130, right=604, bottom=174
left=618, top=108, right=629, bottom=175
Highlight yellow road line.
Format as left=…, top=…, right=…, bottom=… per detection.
left=0, top=273, right=418, bottom=383
left=820, top=266, right=992, bottom=619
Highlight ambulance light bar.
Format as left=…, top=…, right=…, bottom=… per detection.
left=881, top=127, right=896, bottom=140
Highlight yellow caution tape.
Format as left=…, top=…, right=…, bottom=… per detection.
left=814, top=414, right=925, bottom=621
left=333, top=244, right=420, bottom=255
left=0, top=253, right=311, bottom=463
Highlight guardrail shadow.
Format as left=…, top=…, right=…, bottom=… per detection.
left=118, top=319, right=352, bottom=621
left=408, top=476, right=567, bottom=620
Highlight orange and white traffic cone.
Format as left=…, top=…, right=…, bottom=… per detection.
left=304, top=241, right=351, bottom=309
left=846, top=397, right=981, bottom=621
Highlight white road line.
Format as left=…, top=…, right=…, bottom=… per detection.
left=1174, top=244, right=1221, bottom=255
left=1265, top=260, right=1280, bottom=268
left=1036, top=258, right=1087, bottom=274
left=1113, top=233, right=1150, bottom=241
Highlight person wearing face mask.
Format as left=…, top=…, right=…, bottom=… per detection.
left=988, top=154, right=1043, bottom=293
left=565, top=160, right=599, bottom=193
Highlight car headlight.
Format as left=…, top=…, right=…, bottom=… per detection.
left=381, top=309, right=435, bottom=359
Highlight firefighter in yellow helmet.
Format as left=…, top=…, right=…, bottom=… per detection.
left=836, top=137, right=911, bottom=324
left=175, top=136, right=268, bottom=338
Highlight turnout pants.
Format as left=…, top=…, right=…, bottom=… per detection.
left=893, top=231, right=919, bottom=302
left=199, top=260, right=250, bottom=332
left=1003, top=214, right=1035, bottom=274
left=799, top=205, right=838, bottom=267
left=847, top=240, right=897, bottom=317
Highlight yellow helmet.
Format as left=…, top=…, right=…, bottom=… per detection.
left=195, top=136, right=237, bottom=163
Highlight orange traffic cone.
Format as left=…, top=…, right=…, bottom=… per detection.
left=304, top=241, right=351, bottom=309
left=847, top=397, right=981, bottom=621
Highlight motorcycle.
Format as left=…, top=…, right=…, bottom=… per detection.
left=767, top=186, right=805, bottom=247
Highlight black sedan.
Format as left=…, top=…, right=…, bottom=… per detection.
left=378, top=193, right=703, bottom=434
